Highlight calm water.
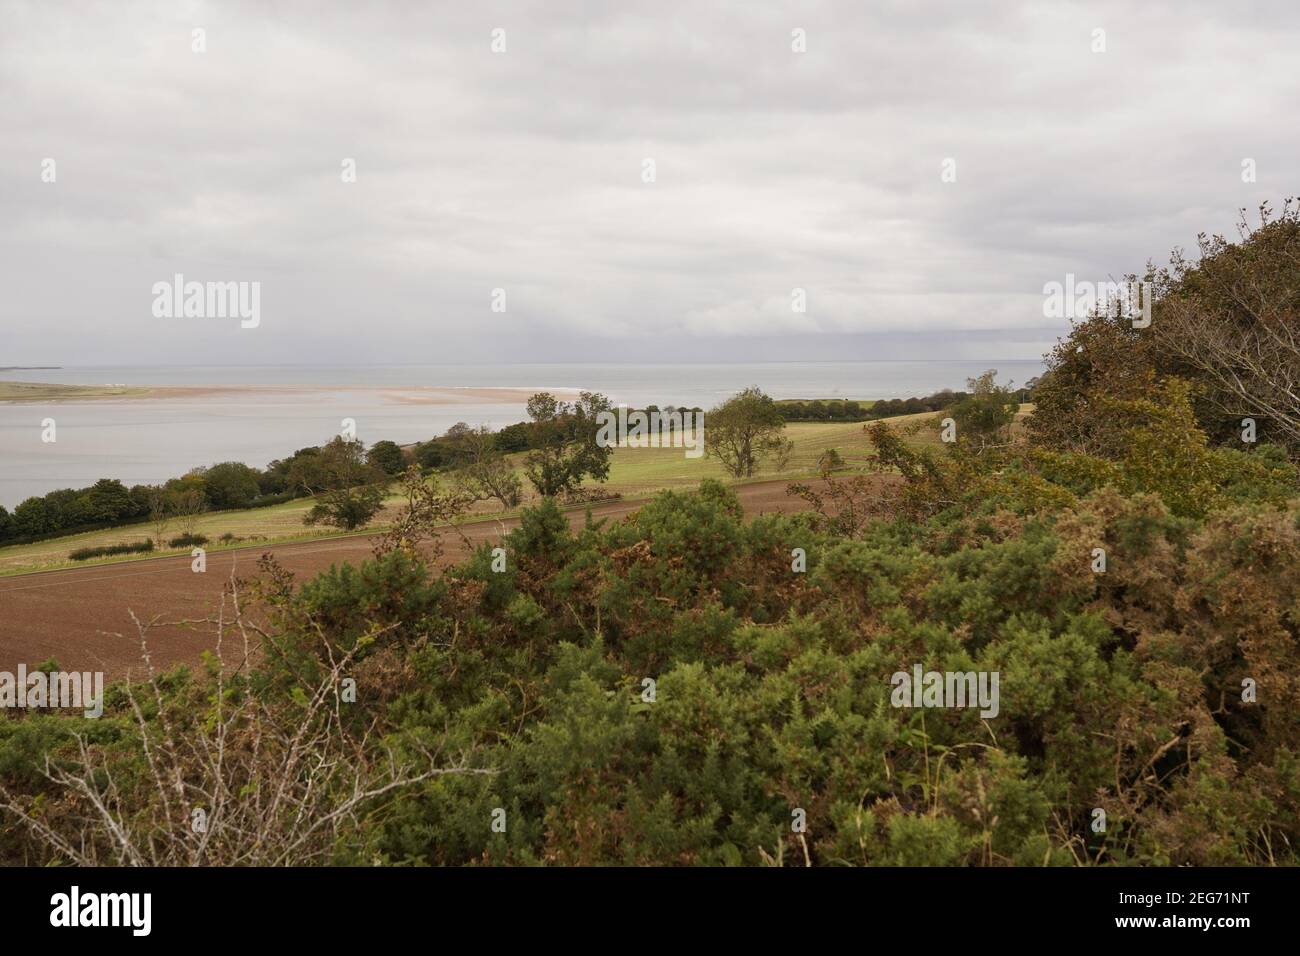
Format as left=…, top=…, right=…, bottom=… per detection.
left=0, top=362, right=1042, bottom=508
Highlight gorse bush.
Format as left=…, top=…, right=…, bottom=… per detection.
left=5, top=474, right=1297, bottom=866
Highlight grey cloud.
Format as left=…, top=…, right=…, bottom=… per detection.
left=1, top=0, right=1296, bottom=366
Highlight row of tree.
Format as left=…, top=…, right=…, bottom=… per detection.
left=778, top=390, right=984, bottom=423
left=0, top=436, right=409, bottom=545
left=779, top=398, right=869, bottom=420
left=860, top=389, right=973, bottom=420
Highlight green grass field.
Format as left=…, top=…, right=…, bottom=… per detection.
left=599, top=418, right=910, bottom=495
left=0, top=413, right=952, bottom=576
left=0, top=381, right=151, bottom=401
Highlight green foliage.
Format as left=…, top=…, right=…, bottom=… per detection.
left=1032, top=379, right=1298, bottom=518
left=865, top=389, right=967, bottom=421
left=203, top=461, right=262, bottom=510
left=9, top=209, right=1300, bottom=865
left=1030, top=202, right=1300, bottom=458
left=168, top=533, right=209, bottom=548
left=817, top=447, right=845, bottom=475
left=68, top=540, right=155, bottom=560
left=705, top=386, right=790, bottom=478
left=950, top=370, right=1017, bottom=451
left=872, top=377, right=1296, bottom=522
left=1, top=478, right=152, bottom=544
left=367, top=440, right=407, bottom=476
left=494, top=422, right=531, bottom=453
left=449, top=425, right=523, bottom=508
left=297, top=437, right=389, bottom=530
left=523, top=391, right=614, bottom=498
left=303, top=483, right=386, bottom=531
left=414, top=440, right=445, bottom=470
left=8, top=474, right=1298, bottom=867
left=82, top=479, right=135, bottom=523
left=779, top=399, right=870, bottom=422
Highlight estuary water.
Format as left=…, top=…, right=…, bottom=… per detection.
left=0, top=361, right=1043, bottom=507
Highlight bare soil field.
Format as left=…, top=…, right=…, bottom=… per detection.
left=0, top=478, right=814, bottom=680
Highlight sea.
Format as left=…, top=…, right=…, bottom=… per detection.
left=0, top=361, right=1043, bottom=508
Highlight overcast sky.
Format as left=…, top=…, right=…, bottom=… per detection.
left=1, top=0, right=1296, bottom=367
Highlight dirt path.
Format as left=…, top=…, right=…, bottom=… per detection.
left=0, top=479, right=810, bottom=679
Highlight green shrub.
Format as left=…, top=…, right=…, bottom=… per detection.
left=8, top=463, right=1300, bottom=868
left=68, top=540, right=155, bottom=561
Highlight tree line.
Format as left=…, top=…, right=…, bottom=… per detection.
left=779, top=390, right=971, bottom=422
left=0, top=436, right=409, bottom=546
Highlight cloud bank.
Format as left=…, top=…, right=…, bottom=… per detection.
left=1, top=0, right=1295, bottom=366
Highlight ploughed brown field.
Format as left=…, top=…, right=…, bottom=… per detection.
left=0, top=479, right=815, bottom=681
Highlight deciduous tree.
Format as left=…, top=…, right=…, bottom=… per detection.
left=706, top=386, right=788, bottom=478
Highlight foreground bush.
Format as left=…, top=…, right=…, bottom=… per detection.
left=4, top=477, right=1297, bottom=866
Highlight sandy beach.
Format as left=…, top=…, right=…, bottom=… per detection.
left=0, top=381, right=580, bottom=405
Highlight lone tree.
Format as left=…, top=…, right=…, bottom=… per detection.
left=304, top=484, right=386, bottom=531
left=817, top=447, right=845, bottom=476
left=523, top=391, right=613, bottom=498
left=706, top=386, right=790, bottom=478
left=451, top=425, right=522, bottom=508
left=949, top=370, right=1018, bottom=452
left=171, top=487, right=208, bottom=538
left=301, top=436, right=389, bottom=531
left=147, top=488, right=171, bottom=547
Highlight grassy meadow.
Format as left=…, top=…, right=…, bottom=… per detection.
left=0, top=412, right=959, bottom=576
